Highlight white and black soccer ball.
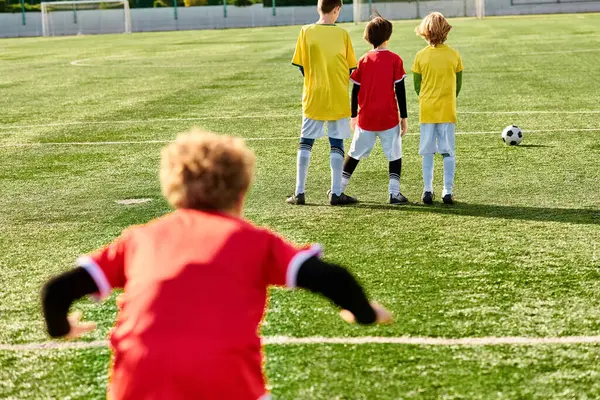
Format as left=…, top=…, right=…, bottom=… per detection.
left=502, top=125, right=523, bottom=146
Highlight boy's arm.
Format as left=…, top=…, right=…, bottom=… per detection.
left=456, top=71, right=462, bottom=97
left=351, top=83, right=360, bottom=118
left=296, top=256, right=379, bottom=325
left=413, top=73, right=422, bottom=96
left=41, top=267, right=99, bottom=338
left=42, top=232, right=128, bottom=338
left=395, top=80, right=408, bottom=118
left=265, top=234, right=391, bottom=325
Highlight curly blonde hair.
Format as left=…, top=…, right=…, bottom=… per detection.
left=415, top=12, right=452, bottom=46
left=160, top=129, right=255, bottom=211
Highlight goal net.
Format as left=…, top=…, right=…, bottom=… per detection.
left=353, top=0, right=484, bottom=24
left=41, top=0, right=132, bottom=37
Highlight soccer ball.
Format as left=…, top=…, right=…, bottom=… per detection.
left=502, top=125, right=523, bottom=146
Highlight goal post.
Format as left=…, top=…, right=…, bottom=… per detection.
left=41, top=0, right=131, bottom=37
left=475, top=0, right=485, bottom=19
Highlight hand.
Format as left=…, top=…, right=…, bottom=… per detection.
left=340, top=302, right=393, bottom=325
left=116, top=293, right=125, bottom=310
left=400, top=118, right=408, bottom=137
left=64, top=311, right=96, bottom=339
left=350, top=117, right=358, bottom=132
left=371, top=302, right=393, bottom=324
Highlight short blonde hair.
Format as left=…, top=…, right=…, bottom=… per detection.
left=415, top=12, right=452, bottom=46
left=160, top=129, right=255, bottom=211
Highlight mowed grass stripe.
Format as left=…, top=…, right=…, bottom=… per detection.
left=2, top=128, right=600, bottom=147
left=0, top=110, right=599, bottom=130
left=5, top=335, right=600, bottom=351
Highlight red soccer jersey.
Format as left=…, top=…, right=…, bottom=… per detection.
left=350, top=49, right=406, bottom=132
left=77, top=209, right=320, bottom=400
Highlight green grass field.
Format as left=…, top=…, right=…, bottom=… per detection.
left=1, top=13, right=600, bottom=399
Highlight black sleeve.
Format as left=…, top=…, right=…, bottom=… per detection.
left=351, top=83, right=360, bottom=118
left=296, top=256, right=376, bottom=325
left=395, top=79, right=408, bottom=119
left=41, top=267, right=99, bottom=338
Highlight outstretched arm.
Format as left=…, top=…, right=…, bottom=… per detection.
left=413, top=73, right=422, bottom=96
left=42, top=267, right=99, bottom=338
left=456, top=71, right=463, bottom=97
left=296, top=256, right=390, bottom=325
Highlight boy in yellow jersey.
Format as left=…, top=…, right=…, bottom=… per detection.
left=412, top=12, right=463, bottom=205
left=287, top=0, right=358, bottom=206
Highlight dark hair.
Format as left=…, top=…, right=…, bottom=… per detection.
left=318, top=0, right=342, bottom=14
left=364, top=14, right=393, bottom=48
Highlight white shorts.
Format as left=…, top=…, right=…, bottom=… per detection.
left=348, top=125, right=402, bottom=161
left=419, top=123, right=456, bottom=156
left=301, top=117, right=351, bottom=140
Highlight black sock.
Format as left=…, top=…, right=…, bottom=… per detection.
left=343, top=156, right=360, bottom=180
left=389, top=158, right=402, bottom=178
left=389, top=158, right=402, bottom=195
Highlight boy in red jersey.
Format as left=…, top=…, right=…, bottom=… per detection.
left=340, top=15, right=410, bottom=205
left=41, top=130, right=391, bottom=400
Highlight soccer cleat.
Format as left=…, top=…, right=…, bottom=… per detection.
left=328, top=190, right=357, bottom=206
left=390, top=193, right=409, bottom=205
left=286, top=193, right=305, bottom=205
left=422, top=191, right=434, bottom=205
left=442, top=194, right=454, bottom=205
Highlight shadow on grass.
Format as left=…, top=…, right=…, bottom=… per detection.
left=517, top=144, right=553, bottom=148
left=353, top=202, right=600, bottom=225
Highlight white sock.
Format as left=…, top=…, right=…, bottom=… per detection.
left=330, top=148, right=344, bottom=196
left=422, top=154, right=434, bottom=193
left=341, top=173, right=351, bottom=193
left=389, top=174, right=400, bottom=196
left=443, top=155, right=455, bottom=196
left=295, top=148, right=312, bottom=195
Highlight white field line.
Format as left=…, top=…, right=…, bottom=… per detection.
left=2, top=128, right=600, bottom=148
left=1, top=110, right=599, bottom=131
left=70, top=55, right=126, bottom=66
left=488, top=48, right=600, bottom=57
left=3, top=335, right=600, bottom=351
left=68, top=47, right=600, bottom=67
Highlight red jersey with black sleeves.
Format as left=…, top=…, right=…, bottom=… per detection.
left=77, top=209, right=320, bottom=400
left=350, top=49, right=407, bottom=131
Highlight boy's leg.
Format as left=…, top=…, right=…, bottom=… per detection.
left=422, top=155, right=434, bottom=192
left=329, top=137, right=345, bottom=196
left=442, top=155, right=455, bottom=195
left=343, top=126, right=376, bottom=192
left=327, top=119, right=356, bottom=205
left=295, top=137, right=315, bottom=195
left=288, top=118, right=325, bottom=204
left=419, top=124, right=436, bottom=203
left=388, top=158, right=408, bottom=205
left=379, top=125, right=407, bottom=203
left=437, top=123, right=456, bottom=203
left=342, top=157, right=359, bottom=193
